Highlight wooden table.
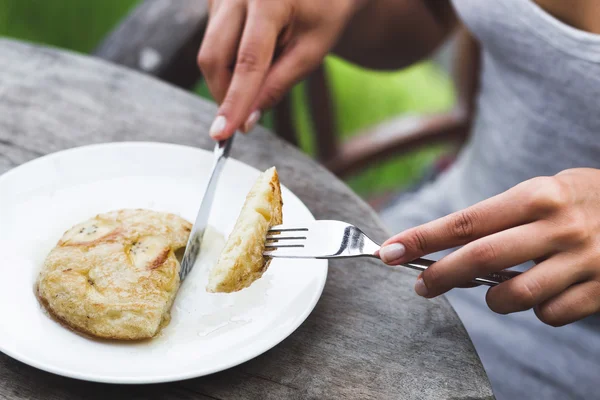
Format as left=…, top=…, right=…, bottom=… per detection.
left=0, top=39, right=493, bottom=400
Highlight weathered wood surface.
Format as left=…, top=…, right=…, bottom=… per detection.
left=0, top=39, right=493, bottom=400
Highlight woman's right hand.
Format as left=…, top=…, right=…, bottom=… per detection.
left=198, top=0, right=362, bottom=140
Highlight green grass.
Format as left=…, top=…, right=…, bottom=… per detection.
left=0, top=0, right=455, bottom=197
left=0, top=0, right=139, bottom=53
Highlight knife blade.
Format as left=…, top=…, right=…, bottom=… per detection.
left=179, top=136, right=234, bottom=281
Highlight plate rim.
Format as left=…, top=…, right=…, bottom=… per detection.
left=0, top=141, right=328, bottom=384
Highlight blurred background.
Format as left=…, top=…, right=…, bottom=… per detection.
left=0, top=0, right=456, bottom=204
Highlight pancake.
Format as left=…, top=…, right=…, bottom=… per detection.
left=37, top=209, right=191, bottom=340
left=207, top=167, right=283, bottom=293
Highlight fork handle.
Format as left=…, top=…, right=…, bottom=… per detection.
left=402, top=258, right=522, bottom=287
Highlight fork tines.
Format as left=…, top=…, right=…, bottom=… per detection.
left=265, top=226, right=308, bottom=249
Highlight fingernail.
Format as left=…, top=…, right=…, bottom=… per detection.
left=243, top=110, right=261, bottom=133
left=414, top=278, right=429, bottom=297
left=209, top=115, right=227, bottom=138
left=379, top=243, right=406, bottom=263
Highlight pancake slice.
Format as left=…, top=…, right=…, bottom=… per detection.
left=207, top=167, right=283, bottom=293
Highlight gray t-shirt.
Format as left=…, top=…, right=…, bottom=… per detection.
left=381, top=0, right=600, bottom=398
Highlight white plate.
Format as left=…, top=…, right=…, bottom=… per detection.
left=0, top=142, right=327, bottom=384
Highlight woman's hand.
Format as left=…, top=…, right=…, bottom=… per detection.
left=379, top=168, right=600, bottom=326
left=198, top=0, right=361, bottom=140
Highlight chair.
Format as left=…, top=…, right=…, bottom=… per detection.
left=95, top=0, right=480, bottom=186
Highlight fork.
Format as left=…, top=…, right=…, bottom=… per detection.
left=264, top=220, right=521, bottom=287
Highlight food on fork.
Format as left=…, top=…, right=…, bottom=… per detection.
left=207, top=167, right=283, bottom=293
left=37, top=209, right=191, bottom=340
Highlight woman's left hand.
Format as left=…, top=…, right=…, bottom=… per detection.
left=379, top=168, right=600, bottom=326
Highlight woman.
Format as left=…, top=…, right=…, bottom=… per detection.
left=197, top=0, right=600, bottom=398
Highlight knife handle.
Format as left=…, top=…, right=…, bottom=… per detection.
left=216, top=136, right=234, bottom=161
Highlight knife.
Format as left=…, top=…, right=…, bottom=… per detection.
left=179, top=136, right=234, bottom=281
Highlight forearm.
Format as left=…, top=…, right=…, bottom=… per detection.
left=333, top=0, right=458, bottom=70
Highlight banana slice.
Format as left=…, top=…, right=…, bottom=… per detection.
left=60, top=218, right=119, bottom=245
left=129, top=236, right=171, bottom=270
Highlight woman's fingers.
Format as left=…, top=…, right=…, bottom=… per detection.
left=209, top=2, right=292, bottom=140
left=534, top=279, right=600, bottom=326
left=486, top=253, right=593, bottom=315
left=197, top=2, right=245, bottom=104
left=250, top=34, right=326, bottom=113
left=415, top=222, right=558, bottom=297
left=381, top=192, right=532, bottom=265
left=380, top=177, right=563, bottom=265
left=198, top=0, right=357, bottom=140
